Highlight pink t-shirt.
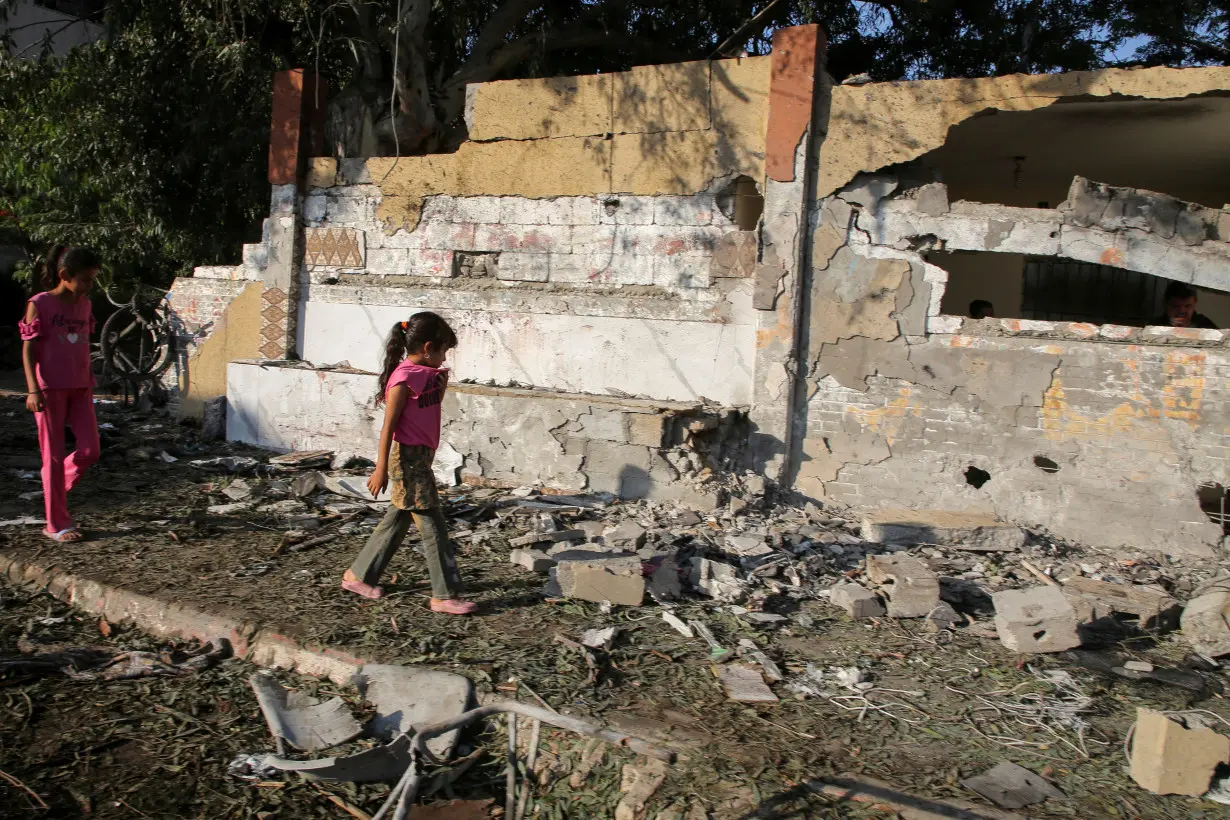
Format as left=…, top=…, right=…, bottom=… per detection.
left=18, top=291, right=95, bottom=390
left=387, top=361, right=449, bottom=449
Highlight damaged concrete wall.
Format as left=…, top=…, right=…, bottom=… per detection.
left=227, top=360, right=743, bottom=508
left=798, top=171, right=1230, bottom=556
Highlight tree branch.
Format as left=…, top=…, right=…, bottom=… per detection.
left=469, top=0, right=542, bottom=63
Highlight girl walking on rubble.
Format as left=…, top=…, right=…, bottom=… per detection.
left=19, top=246, right=102, bottom=543
left=341, top=311, right=477, bottom=615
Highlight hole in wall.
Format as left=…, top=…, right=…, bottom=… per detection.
left=1198, top=483, right=1230, bottom=535
left=717, top=176, right=764, bottom=230
left=1033, top=456, right=1060, bottom=473
left=965, top=466, right=991, bottom=489
left=1033, top=630, right=1048, bottom=642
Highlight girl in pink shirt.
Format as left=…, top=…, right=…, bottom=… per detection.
left=341, top=312, right=477, bottom=615
left=19, top=246, right=102, bottom=542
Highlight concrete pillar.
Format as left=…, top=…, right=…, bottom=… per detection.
left=259, top=69, right=327, bottom=360
left=748, top=25, right=828, bottom=481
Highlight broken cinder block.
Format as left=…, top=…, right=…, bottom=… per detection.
left=1180, top=586, right=1230, bottom=657
left=509, top=549, right=554, bottom=574
left=555, top=556, right=644, bottom=606
left=829, top=582, right=886, bottom=618
left=992, top=586, right=1081, bottom=653
left=689, top=557, right=742, bottom=601
left=603, top=521, right=647, bottom=550
left=1130, top=707, right=1230, bottom=795
left=865, top=554, right=940, bottom=618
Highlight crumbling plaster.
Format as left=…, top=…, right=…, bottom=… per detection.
left=817, top=65, right=1230, bottom=201
left=797, top=172, right=1230, bottom=555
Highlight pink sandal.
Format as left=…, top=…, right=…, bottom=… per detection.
left=341, top=579, right=385, bottom=599
left=44, top=528, right=84, bottom=543
left=430, top=598, right=478, bottom=615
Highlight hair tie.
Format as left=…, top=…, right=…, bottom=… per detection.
left=400, top=321, right=408, bottom=330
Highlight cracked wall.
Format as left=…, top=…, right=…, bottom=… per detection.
left=799, top=170, right=1230, bottom=555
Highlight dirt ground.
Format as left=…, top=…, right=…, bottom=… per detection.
left=3, top=384, right=1230, bottom=819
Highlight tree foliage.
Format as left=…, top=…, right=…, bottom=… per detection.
left=0, top=0, right=1225, bottom=286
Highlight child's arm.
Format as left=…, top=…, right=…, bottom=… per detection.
left=367, top=383, right=410, bottom=498
left=20, top=301, right=43, bottom=413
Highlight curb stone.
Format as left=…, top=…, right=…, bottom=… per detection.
left=0, top=550, right=369, bottom=685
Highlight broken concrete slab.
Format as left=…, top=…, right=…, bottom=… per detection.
left=689, top=557, right=743, bottom=601
left=581, top=626, right=619, bottom=650
left=737, top=638, right=783, bottom=682
left=208, top=501, right=255, bottom=515
left=604, top=521, right=647, bottom=549
left=291, top=471, right=325, bottom=498
left=724, top=534, right=774, bottom=559
left=915, top=183, right=950, bottom=217
left=647, top=558, right=682, bottom=600
left=925, top=601, right=962, bottom=633
left=249, top=673, right=362, bottom=753
left=1180, top=587, right=1230, bottom=657
left=1062, top=576, right=1181, bottom=632
left=865, top=554, right=941, bottom=618
left=356, top=664, right=474, bottom=759
left=829, top=582, right=886, bottom=618
left=714, top=663, right=778, bottom=702
left=961, top=761, right=1065, bottom=809
left=510, top=549, right=554, bottom=573
left=861, top=509, right=1026, bottom=552
left=510, top=529, right=586, bottom=547
left=992, top=586, right=1081, bottom=653
left=555, top=556, right=645, bottom=606
left=269, top=449, right=333, bottom=469
left=1130, top=708, right=1230, bottom=795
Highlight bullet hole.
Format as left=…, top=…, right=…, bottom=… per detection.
left=602, top=198, right=621, bottom=216
left=716, top=175, right=764, bottom=230
left=1033, top=456, right=1060, bottom=473
left=1033, top=630, right=1047, bottom=641
left=965, top=466, right=991, bottom=488
left=1198, top=483, right=1229, bottom=535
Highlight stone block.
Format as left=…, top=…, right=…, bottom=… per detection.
left=604, top=522, right=647, bottom=549
left=652, top=255, right=711, bottom=289
left=510, top=549, right=554, bottom=573
left=861, top=509, right=1026, bottom=552
left=829, top=582, right=885, bottom=618
left=653, top=195, right=716, bottom=226
left=724, top=534, right=773, bottom=559
left=555, top=556, right=644, bottom=606
left=1180, top=588, right=1230, bottom=657
left=454, top=196, right=503, bottom=224
left=1130, top=708, right=1230, bottom=795
left=865, top=554, right=940, bottom=618
left=992, top=586, right=1081, bottom=654
left=1062, top=576, right=1181, bottom=631
left=689, top=557, right=741, bottom=600
left=497, top=252, right=550, bottom=282
left=467, top=73, right=612, bottom=141
left=915, top=183, right=950, bottom=216
left=625, top=412, right=667, bottom=448
left=584, top=440, right=652, bottom=498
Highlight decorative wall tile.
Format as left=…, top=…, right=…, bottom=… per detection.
left=305, top=227, right=365, bottom=268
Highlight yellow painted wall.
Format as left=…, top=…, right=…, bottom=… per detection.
left=178, top=282, right=263, bottom=420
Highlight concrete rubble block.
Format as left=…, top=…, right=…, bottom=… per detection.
left=960, top=761, right=1065, bottom=809
left=1130, top=708, right=1230, bottom=795
left=915, top=182, right=950, bottom=217
left=647, top=558, right=682, bottom=600
left=510, top=529, right=586, bottom=547
left=861, top=509, right=1026, bottom=552
left=510, top=549, right=554, bottom=574
left=555, top=556, right=645, bottom=606
left=1180, top=587, right=1230, bottom=657
left=829, top=582, right=886, bottom=618
left=625, top=412, right=668, bottom=448
left=575, top=520, right=606, bottom=542
left=603, top=522, right=647, bottom=549
left=357, top=664, right=474, bottom=759
left=838, top=173, right=899, bottom=211
left=689, top=557, right=742, bottom=601
left=724, top=534, right=773, bottom=559
left=865, top=554, right=941, bottom=618
left=1061, top=576, right=1181, bottom=632
left=992, top=586, right=1081, bottom=654
left=713, top=663, right=778, bottom=703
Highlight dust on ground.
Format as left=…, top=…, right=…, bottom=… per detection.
left=2, top=389, right=1229, bottom=819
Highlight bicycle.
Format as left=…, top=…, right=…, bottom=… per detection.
left=98, top=283, right=177, bottom=393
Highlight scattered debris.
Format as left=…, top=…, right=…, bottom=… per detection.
left=581, top=627, right=619, bottom=650
left=1062, top=575, right=1181, bottom=631
left=861, top=509, right=1026, bottom=552
left=269, top=450, right=334, bottom=469
left=737, top=638, right=782, bottom=682
left=250, top=673, right=363, bottom=753
left=689, top=620, right=732, bottom=663
left=961, top=761, right=1066, bottom=809
left=1180, top=585, right=1230, bottom=657
left=829, top=582, right=885, bottom=618
left=510, top=548, right=554, bottom=573
left=555, top=556, right=644, bottom=606
left=661, top=611, right=694, bottom=638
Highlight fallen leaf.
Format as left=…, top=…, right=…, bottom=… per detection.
left=98, top=618, right=112, bottom=637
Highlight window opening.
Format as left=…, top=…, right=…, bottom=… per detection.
left=1199, top=484, right=1229, bottom=536
left=1021, top=257, right=1165, bottom=325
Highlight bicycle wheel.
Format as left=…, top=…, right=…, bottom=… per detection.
left=100, top=305, right=175, bottom=381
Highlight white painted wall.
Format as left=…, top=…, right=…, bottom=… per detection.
left=298, top=301, right=756, bottom=405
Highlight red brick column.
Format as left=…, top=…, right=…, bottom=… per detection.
left=261, top=69, right=327, bottom=360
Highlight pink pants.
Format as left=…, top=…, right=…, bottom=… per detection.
left=35, top=388, right=100, bottom=533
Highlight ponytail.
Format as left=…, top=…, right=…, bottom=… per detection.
left=40, top=244, right=66, bottom=291
left=374, top=321, right=410, bottom=405
left=39, top=244, right=100, bottom=291
left=373, top=312, right=459, bottom=405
